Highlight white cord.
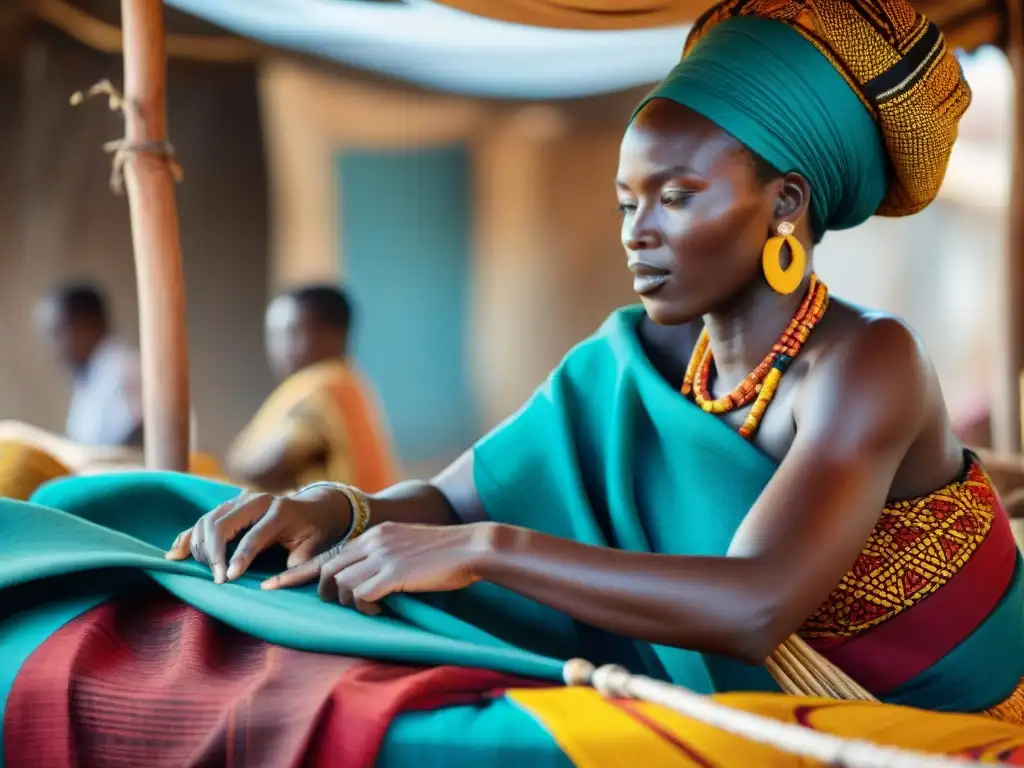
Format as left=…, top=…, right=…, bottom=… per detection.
left=562, top=660, right=1001, bottom=768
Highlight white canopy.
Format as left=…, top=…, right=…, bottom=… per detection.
left=167, top=0, right=689, bottom=98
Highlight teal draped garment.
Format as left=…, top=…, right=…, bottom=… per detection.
left=633, top=16, right=889, bottom=239
left=474, top=307, right=1024, bottom=710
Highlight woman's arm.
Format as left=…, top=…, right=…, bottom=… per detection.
left=476, top=318, right=938, bottom=662
left=274, top=318, right=941, bottom=663
left=332, top=449, right=483, bottom=527
left=171, top=448, right=485, bottom=581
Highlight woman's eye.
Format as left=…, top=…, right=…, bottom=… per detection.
left=661, top=191, right=692, bottom=208
left=617, top=201, right=637, bottom=215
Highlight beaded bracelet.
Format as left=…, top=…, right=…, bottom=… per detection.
left=297, top=482, right=372, bottom=544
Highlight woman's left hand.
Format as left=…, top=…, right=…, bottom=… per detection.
left=260, top=521, right=499, bottom=614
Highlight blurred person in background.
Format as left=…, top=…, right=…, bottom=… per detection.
left=226, top=284, right=398, bottom=493
left=34, top=281, right=143, bottom=448
left=0, top=281, right=145, bottom=499
left=0, top=284, right=220, bottom=500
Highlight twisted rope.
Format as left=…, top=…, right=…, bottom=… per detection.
left=562, top=659, right=1003, bottom=768
left=70, top=79, right=184, bottom=194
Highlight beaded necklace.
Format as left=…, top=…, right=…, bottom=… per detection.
left=681, top=274, right=829, bottom=439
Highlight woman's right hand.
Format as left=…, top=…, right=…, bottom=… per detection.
left=165, top=484, right=354, bottom=584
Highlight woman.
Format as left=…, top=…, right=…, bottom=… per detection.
left=7, top=0, right=1024, bottom=764
left=165, top=2, right=1020, bottom=713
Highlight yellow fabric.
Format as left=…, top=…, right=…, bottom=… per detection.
left=985, top=677, right=1024, bottom=722
left=229, top=360, right=398, bottom=492
left=0, top=440, right=71, bottom=500
left=508, top=687, right=1024, bottom=766
left=429, top=0, right=1001, bottom=51
left=185, top=452, right=228, bottom=482
left=0, top=440, right=226, bottom=500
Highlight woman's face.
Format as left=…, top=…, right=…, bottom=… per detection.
left=616, top=98, right=780, bottom=325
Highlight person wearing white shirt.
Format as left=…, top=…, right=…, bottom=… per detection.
left=34, top=283, right=144, bottom=448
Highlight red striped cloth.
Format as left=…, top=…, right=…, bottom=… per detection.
left=4, top=590, right=537, bottom=768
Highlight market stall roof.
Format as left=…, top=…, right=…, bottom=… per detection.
left=421, top=0, right=1006, bottom=42
left=28, top=0, right=1011, bottom=99
left=167, top=0, right=690, bottom=98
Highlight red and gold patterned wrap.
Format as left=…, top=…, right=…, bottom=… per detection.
left=804, top=459, right=998, bottom=637
left=794, top=454, right=1023, bottom=713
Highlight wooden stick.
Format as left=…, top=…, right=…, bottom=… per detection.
left=120, top=0, right=190, bottom=471
left=994, top=2, right=1024, bottom=453
left=777, top=635, right=877, bottom=701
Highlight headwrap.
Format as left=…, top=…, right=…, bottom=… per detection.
left=632, top=0, right=971, bottom=238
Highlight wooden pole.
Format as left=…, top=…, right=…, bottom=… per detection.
left=993, top=4, right=1024, bottom=453
left=120, top=0, right=190, bottom=471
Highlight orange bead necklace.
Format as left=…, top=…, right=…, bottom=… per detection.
left=681, top=274, right=829, bottom=439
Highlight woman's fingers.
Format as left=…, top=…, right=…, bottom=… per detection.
left=164, top=528, right=192, bottom=560
left=191, top=520, right=208, bottom=566
left=332, top=559, right=377, bottom=606
left=285, top=536, right=322, bottom=569
left=352, top=571, right=396, bottom=606
left=225, top=499, right=285, bottom=581
left=354, top=599, right=381, bottom=615
left=262, top=538, right=365, bottom=592
left=337, top=562, right=384, bottom=615
left=316, top=544, right=369, bottom=602
left=262, top=547, right=335, bottom=591
left=189, top=492, right=271, bottom=583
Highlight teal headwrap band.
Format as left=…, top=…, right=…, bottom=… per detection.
left=634, top=16, right=889, bottom=239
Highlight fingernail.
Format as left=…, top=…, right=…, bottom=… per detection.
left=213, top=565, right=227, bottom=584
left=260, top=578, right=277, bottom=591
left=225, top=563, right=239, bottom=581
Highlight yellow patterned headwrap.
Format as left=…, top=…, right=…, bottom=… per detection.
left=685, top=0, right=971, bottom=219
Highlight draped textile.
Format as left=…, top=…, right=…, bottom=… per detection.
left=425, top=0, right=1006, bottom=46
left=2, top=469, right=1024, bottom=766
left=158, top=0, right=1001, bottom=99
left=4, top=591, right=539, bottom=768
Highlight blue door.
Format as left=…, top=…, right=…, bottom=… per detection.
left=336, top=144, right=479, bottom=465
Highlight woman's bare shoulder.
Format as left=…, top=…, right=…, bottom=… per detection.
left=798, top=298, right=963, bottom=493
left=807, top=299, right=931, bottom=383
left=796, top=299, right=936, bottom=449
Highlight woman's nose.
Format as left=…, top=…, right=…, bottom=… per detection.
left=624, top=213, right=662, bottom=251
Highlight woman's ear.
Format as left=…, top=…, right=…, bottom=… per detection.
left=773, top=172, right=811, bottom=224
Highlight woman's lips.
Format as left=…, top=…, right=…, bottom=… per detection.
left=628, top=260, right=671, bottom=296
left=633, top=274, right=670, bottom=295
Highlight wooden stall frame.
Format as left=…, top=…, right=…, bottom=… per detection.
left=118, top=0, right=190, bottom=471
